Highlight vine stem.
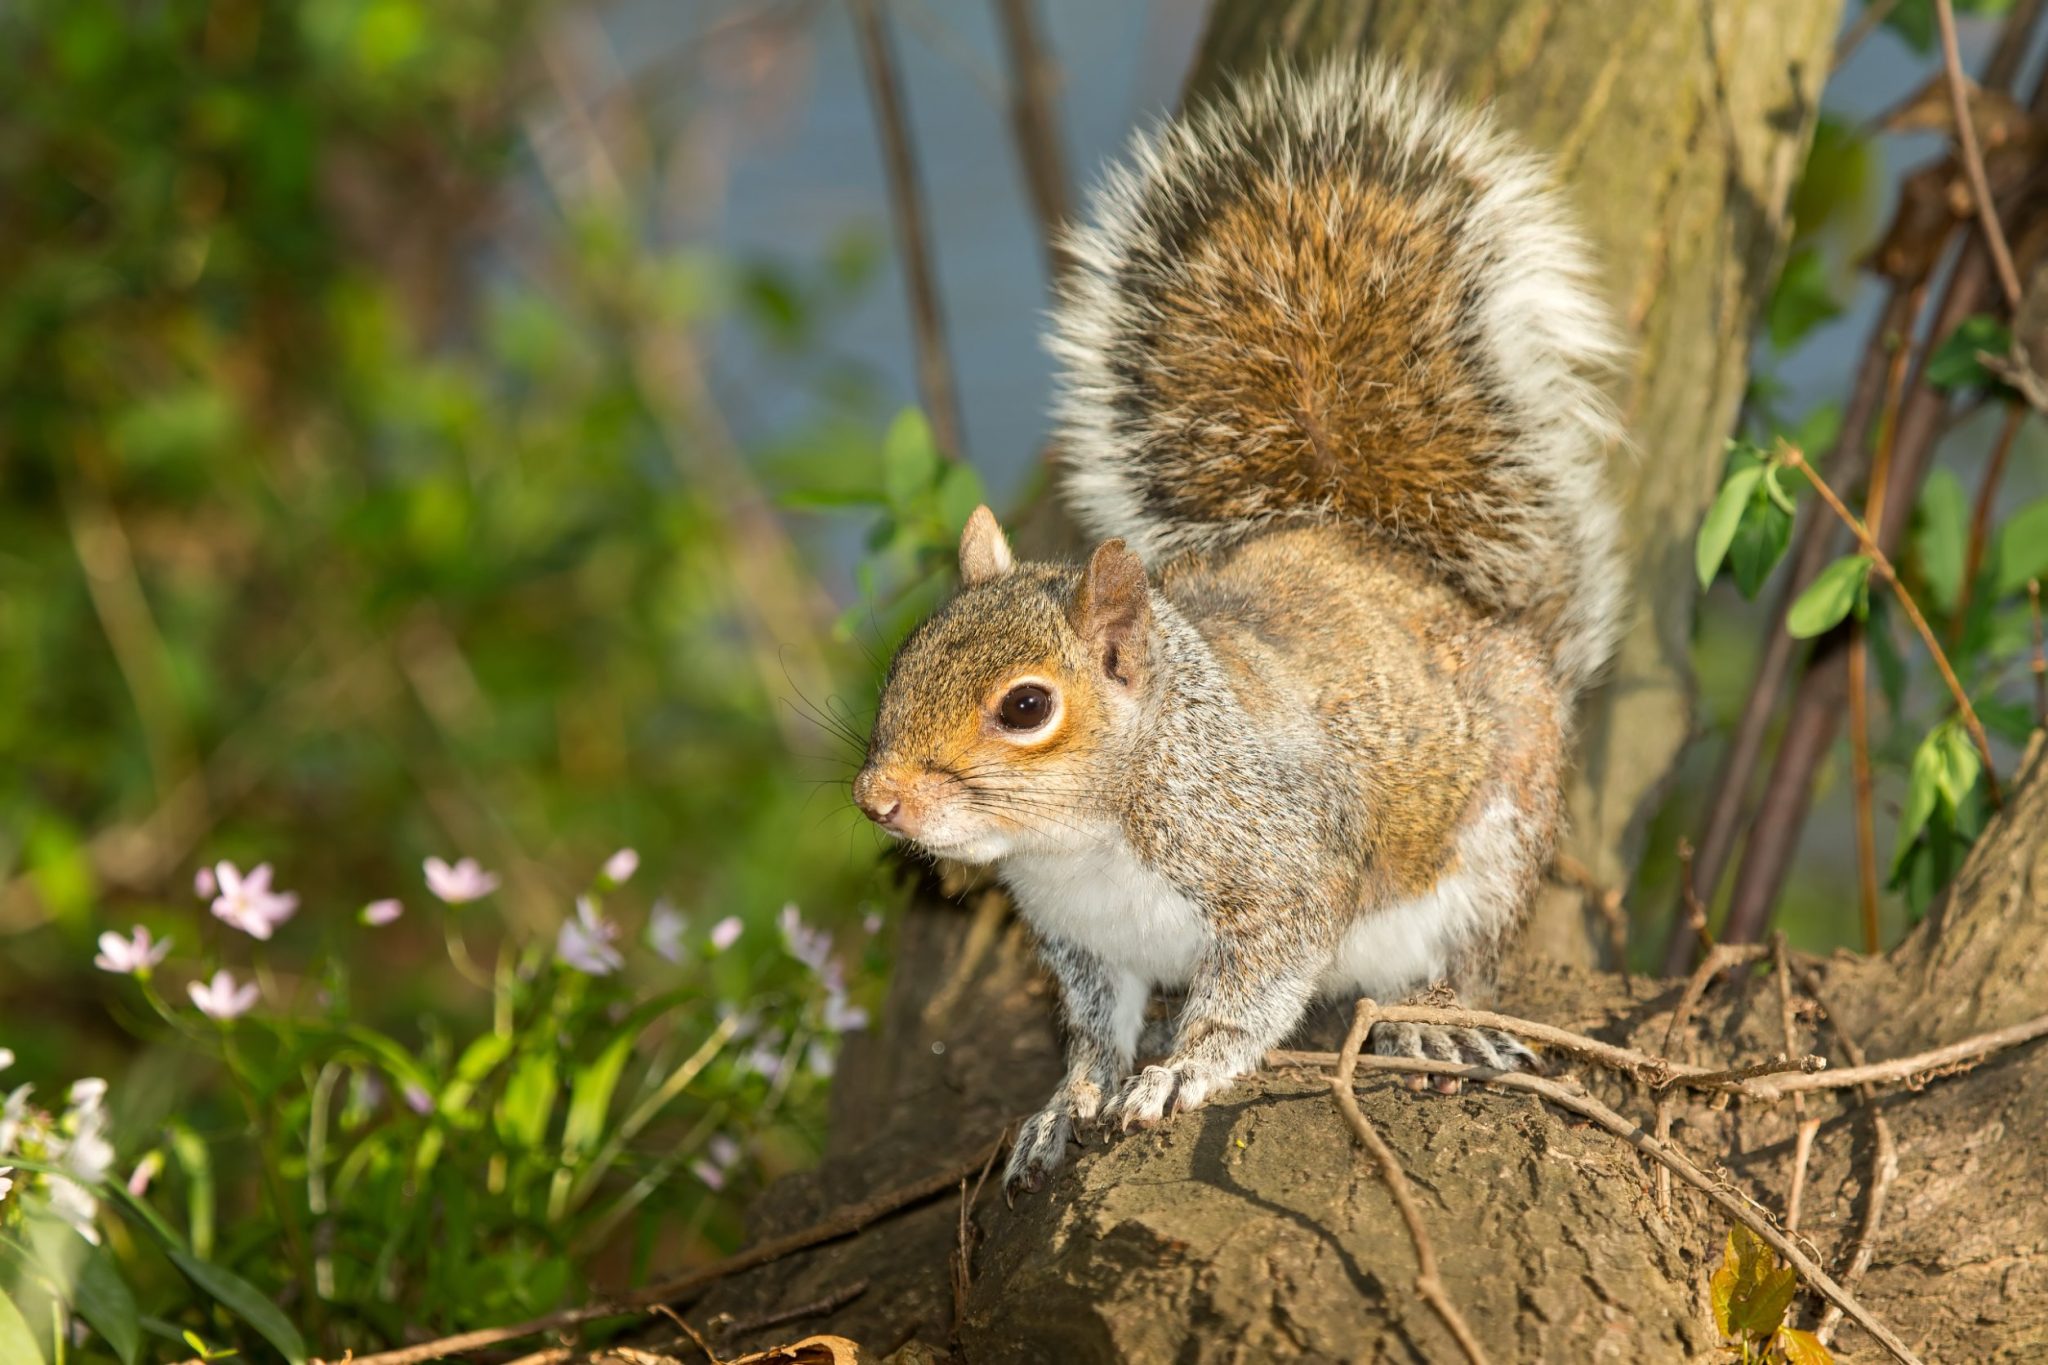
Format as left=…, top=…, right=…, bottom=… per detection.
left=1330, top=1002, right=1492, bottom=1364
left=1781, top=445, right=2002, bottom=806
left=1935, top=0, right=2025, bottom=308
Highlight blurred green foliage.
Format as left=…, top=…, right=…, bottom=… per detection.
left=0, top=0, right=913, bottom=1355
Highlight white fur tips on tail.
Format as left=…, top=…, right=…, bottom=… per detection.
left=1050, top=58, right=1627, bottom=698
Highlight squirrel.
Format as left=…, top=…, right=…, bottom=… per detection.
left=852, top=59, right=1624, bottom=1194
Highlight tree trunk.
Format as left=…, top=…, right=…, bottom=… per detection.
left=677, top=6, right=2048, bottom=1362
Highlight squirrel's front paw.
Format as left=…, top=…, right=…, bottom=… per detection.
left=1100, top=1061, right=1230, bottom=1131
left=1371, top=1021, right=1542, bottom=1095
left=1005, top=1104, right=1076, bottom=1195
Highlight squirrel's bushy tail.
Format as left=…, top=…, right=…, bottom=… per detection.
left=1051, top=60, right=1625, bottom=696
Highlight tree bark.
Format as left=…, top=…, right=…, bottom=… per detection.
left=689, top=745, right=2048, bottom=1363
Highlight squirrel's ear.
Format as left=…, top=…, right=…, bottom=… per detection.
left=1071, top=539, right=1152, bottom=688
left=958, top=505, right=1015, bottom=586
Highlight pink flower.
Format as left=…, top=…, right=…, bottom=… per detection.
left=402, top=1083, right=434, bottom=1115
left=690, top=1158, right=726, bottom=1190
left=709, top=915, right=743, bottom=953
left=209, top=862, right=299, bottom=940
left=424, top=856, right=499, bottom=904
left=126, top=1152, right=163, bottom=1198
left=823, top=990, right=869, bottom=1034
left=360, top=899, right=403, bottom=927
left=863, top=911, right=884, bottom=936
left=602, top=847, right=639, bottom=886
left=556, top=897, right=623, bottom=976
left=93, top=926, right=172, bottom=977
left=778, top=903, right=832, bottom=973
left=193, top=866, right=217, bottom=898
left=188, top=969, right=259, bottom=1021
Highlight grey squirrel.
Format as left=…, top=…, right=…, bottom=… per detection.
left=852, top=59, right=1624, bottom=1193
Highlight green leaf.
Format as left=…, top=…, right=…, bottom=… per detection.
left=1913, top=469, right=1967, bottom=615
left=1730, top=1264, right=1798, bottom=1336
left=1767, top=248, right=1845, bottom=350
left=936, top=461, right=987, bottom=539
left=1787, top=555, right=1872, bottom=637
left=69, top=1241, right=141, bottom=1365
left=1925, top=315, right=2013, bottom=391
left=1897, top=729, right=1947, bottom=857
left=495, top=1048, right=559, bottom=1150
left=1867, top=597, right=1908, bottom=712
left=0, top=1289, right=42, bottom=1365
left=1697, top=465, right=1765, bottom=589
left=1776, top=1325, right=1836, bottom=1364
left=163, top=1124, right=216, bottom=1260
left=1938, top=724, right=1983, bottom=809
left=1730, top=495, right=1795, bottom=599
left=162, top=1245, right=308, bottom=1364
left=1993, top=498, right=2048, bottom=598
left=881, top=408, right=940, bottom=512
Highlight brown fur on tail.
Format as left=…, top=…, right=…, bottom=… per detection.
left=1052, top=59, right=1625, bottom=695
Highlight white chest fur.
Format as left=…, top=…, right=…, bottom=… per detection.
left=998, top=838, right=1209, bottom=988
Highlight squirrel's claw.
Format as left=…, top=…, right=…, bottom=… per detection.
left=1003, top=1104, right=1076, bottom=1196
left=1102, top=1060, right=1233, bottom=1130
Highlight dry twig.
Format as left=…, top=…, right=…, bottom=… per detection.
left=1797, top=976, right=1902, bottom=1348
left=849, top=0, right=968, bottom=464
left=1935, top=0, right=2025, bottom=308
left=1312, top=1053, right=1925, bottom=1365
left=1746, top=1008, right=2048, bottom=1100
left=709, top=1281, right=868, bottom=1345
left=331, top=1143, right=1003, bottom=1365
left=1329, top=1002, right=1492, bottom=1365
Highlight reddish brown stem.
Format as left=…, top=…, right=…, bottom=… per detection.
left=1848, top=626, right=1881, bottom=953
left=1952, top=402, right=2027, bottom=640
left=1785, top=444, right=2002, bottom=807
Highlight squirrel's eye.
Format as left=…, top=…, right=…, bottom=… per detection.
left=997, top=683, right=1054, bottom=731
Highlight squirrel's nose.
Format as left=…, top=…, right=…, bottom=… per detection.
left=853, top=769, right=907, bottom=831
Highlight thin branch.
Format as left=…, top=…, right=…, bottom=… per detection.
left=1935, top=0, right=2025, bottom=309
left=849, top=0, right=969, bottom=464
left=991, top=0, right=1073, bottom=280
left=1331, top=1002, right=1492, bottom=1365
left=1311, top=1054, right=1926, bottom=1365
left=1783, top=443, right=2002, bottom=806
left=1848, top=626, right=1882, bottom=952
left=708, top=1280, right=868, bottom=1344
left=1772, top=931, right=1813, bottom=1148
left=1799, top=974, right=1901, bottom=1348
left=332, top=1143, right=1004, bottom=1365
left=1744, top=1008, right=2048, bottom=1099
left=1661, top=942, right=1770, bottom=1061
left=1671, top=285, right=1917, bottom=972
left=1834, top=0, right=1903, bottom=69
left=1786, top=1118, right=1823, bottom=1236
left=2030, top=579, right=2046, bottom=724
left=1953, top=402, right=2027, bottom=638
